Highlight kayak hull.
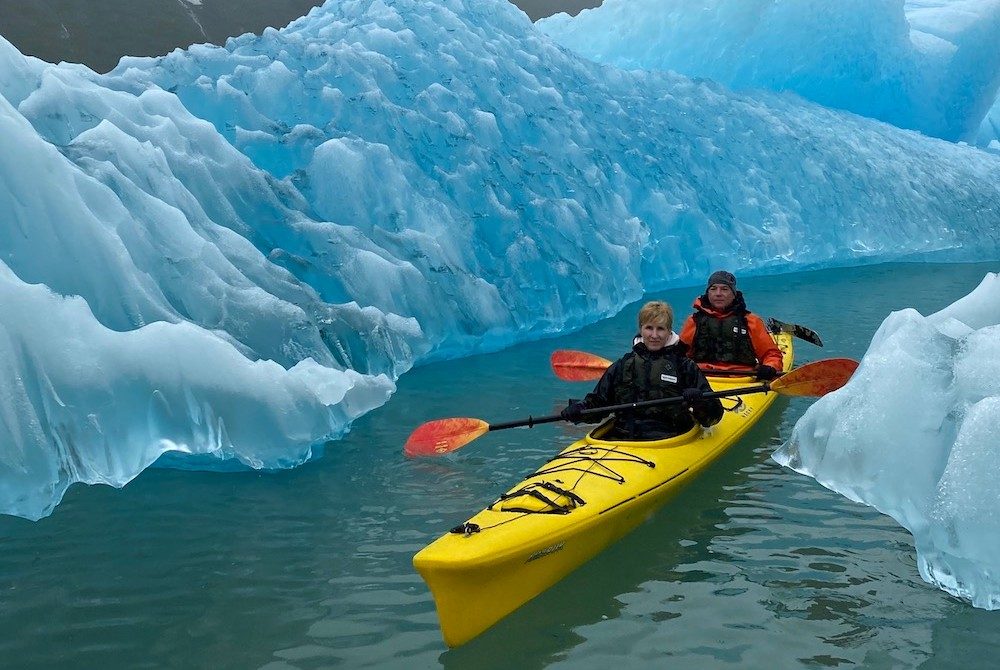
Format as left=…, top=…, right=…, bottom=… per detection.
left=414, top=332, right=793, bottom=647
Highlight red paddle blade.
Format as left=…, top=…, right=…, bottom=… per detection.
left=550, top=349, right=612, bottom=382
left=404, top=418, right=490, bottom=457
left=770, top=358, right=859, bottom=397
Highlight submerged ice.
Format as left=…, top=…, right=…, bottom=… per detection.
left=774, top=273, right=1000, bottom=610
left=1, top=0, right=1000, bottom=519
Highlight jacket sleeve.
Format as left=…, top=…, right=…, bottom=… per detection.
left=683, top=359, right=723, bottom=427
left=746, top=314, right=784, bottom=370
left=577, top=360, right=621, bottom=423
left=678, top=315, right=697, bottom=354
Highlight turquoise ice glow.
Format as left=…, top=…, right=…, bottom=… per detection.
left=0, top=0, right=998, bottom=549
left=539, top=0, right=1000, bottom=149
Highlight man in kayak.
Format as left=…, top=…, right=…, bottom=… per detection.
left=679, top=270, right=784, bottom=380
left=562, top=301, right=723, bottom=440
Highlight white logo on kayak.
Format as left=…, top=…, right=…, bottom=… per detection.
left=660, top=374, right=677, bottom=383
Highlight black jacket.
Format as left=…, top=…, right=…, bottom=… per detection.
left=581, top=341, right=723, bottom=440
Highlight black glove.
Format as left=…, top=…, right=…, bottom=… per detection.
left=560, top=400, right=586, bottom=424
left=681, top=388, right=703, bottom=406
left=755, top=364, right=778, bottom=381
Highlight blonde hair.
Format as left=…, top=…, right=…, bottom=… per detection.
left=637, top=300, right=673, bottom=331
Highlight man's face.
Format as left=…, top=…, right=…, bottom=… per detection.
left=707, top=284, right=735, bottom=311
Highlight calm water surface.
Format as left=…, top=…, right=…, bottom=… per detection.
left=1, top=262, right=998, bottom=669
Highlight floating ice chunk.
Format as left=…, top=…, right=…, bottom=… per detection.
left=775, top=273, right=1000, bottom=609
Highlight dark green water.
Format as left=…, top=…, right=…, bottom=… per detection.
left=1, top=261, right=998, bottom=669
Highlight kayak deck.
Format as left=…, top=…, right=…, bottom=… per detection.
left=414, top=332, right=793, bottom=647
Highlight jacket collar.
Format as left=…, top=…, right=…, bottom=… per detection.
left=633, top=332, right=685, bottom=356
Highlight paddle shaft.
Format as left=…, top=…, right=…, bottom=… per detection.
left=701, top=368, right=775, bottom=377
left=488, top=383, right=769, bottom=432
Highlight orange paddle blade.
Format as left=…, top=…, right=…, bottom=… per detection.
left=404, top=418, right=490, bottom=457
left=550, top=349, right=612, bottom=382
left=770, top=358, right=859, bottom=396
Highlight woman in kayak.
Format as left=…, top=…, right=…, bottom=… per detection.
left=679, top=270, right=784, bottom=380
left=562, top=300, right=723, bottom=440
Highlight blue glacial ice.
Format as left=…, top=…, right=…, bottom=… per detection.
left=538, top=0, right=1000, bottom=150
left=1, top=0, right=1000, bottom=519
left=0, top=261, right=394, bottom=514
left=774, top=273, right=1000, bottom=609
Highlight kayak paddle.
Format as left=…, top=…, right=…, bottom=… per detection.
left=549, top=349, right=614, bottom=382
left=404, top=357, right=858, bottom=457
left=765, top=318, right=823, bottom=347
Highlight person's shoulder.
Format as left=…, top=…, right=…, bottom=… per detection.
left=663, top=341, right=691, bottom=361
left=591, top=356, right=624, bottom=387
left=676, top=351, right=700, bottom=369
left=743, top=311, right=771, bottom=331
left=610, top=349, right=636, bottom=368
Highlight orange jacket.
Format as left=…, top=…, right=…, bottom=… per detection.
left=678, top=296, right=784, bottom=372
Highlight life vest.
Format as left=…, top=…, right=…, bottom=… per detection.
left=689, top=310, right=758, bottom=367
left=611, top=348, right=693, bottom=437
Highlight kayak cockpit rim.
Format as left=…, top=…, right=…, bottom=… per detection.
left=585, top=421, right=703, bottom=449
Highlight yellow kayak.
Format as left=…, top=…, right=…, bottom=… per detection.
left=414, top=332, right=794, bottom=647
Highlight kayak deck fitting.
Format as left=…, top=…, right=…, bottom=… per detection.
left=414, top=332, right=794, bottom=647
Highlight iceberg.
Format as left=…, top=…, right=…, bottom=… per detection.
left=774, top=273, right=1000, bottom=609
left=2, top=0, right=1000, bottom=519
left=538, top=0, right=1000, bottom=147
left=0, top=261, right=394, bottom=520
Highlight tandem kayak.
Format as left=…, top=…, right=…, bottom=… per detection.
left=413, top=331, right=793, bottom=647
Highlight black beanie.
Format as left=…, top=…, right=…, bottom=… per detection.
left=706, top=270, right=737, bottom=292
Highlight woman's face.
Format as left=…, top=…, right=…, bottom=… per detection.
left=707, top=284, right=735, bottom=311
left=641, top=321, right=670, bottom=351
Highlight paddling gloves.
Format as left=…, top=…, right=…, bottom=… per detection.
left=561, top=400, right=587, bottom=423
left=755, top=364, right=778, bottom=381
left=681, top=388, right=703, bottom=405
left=681, top=388, right=724, bottom=428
